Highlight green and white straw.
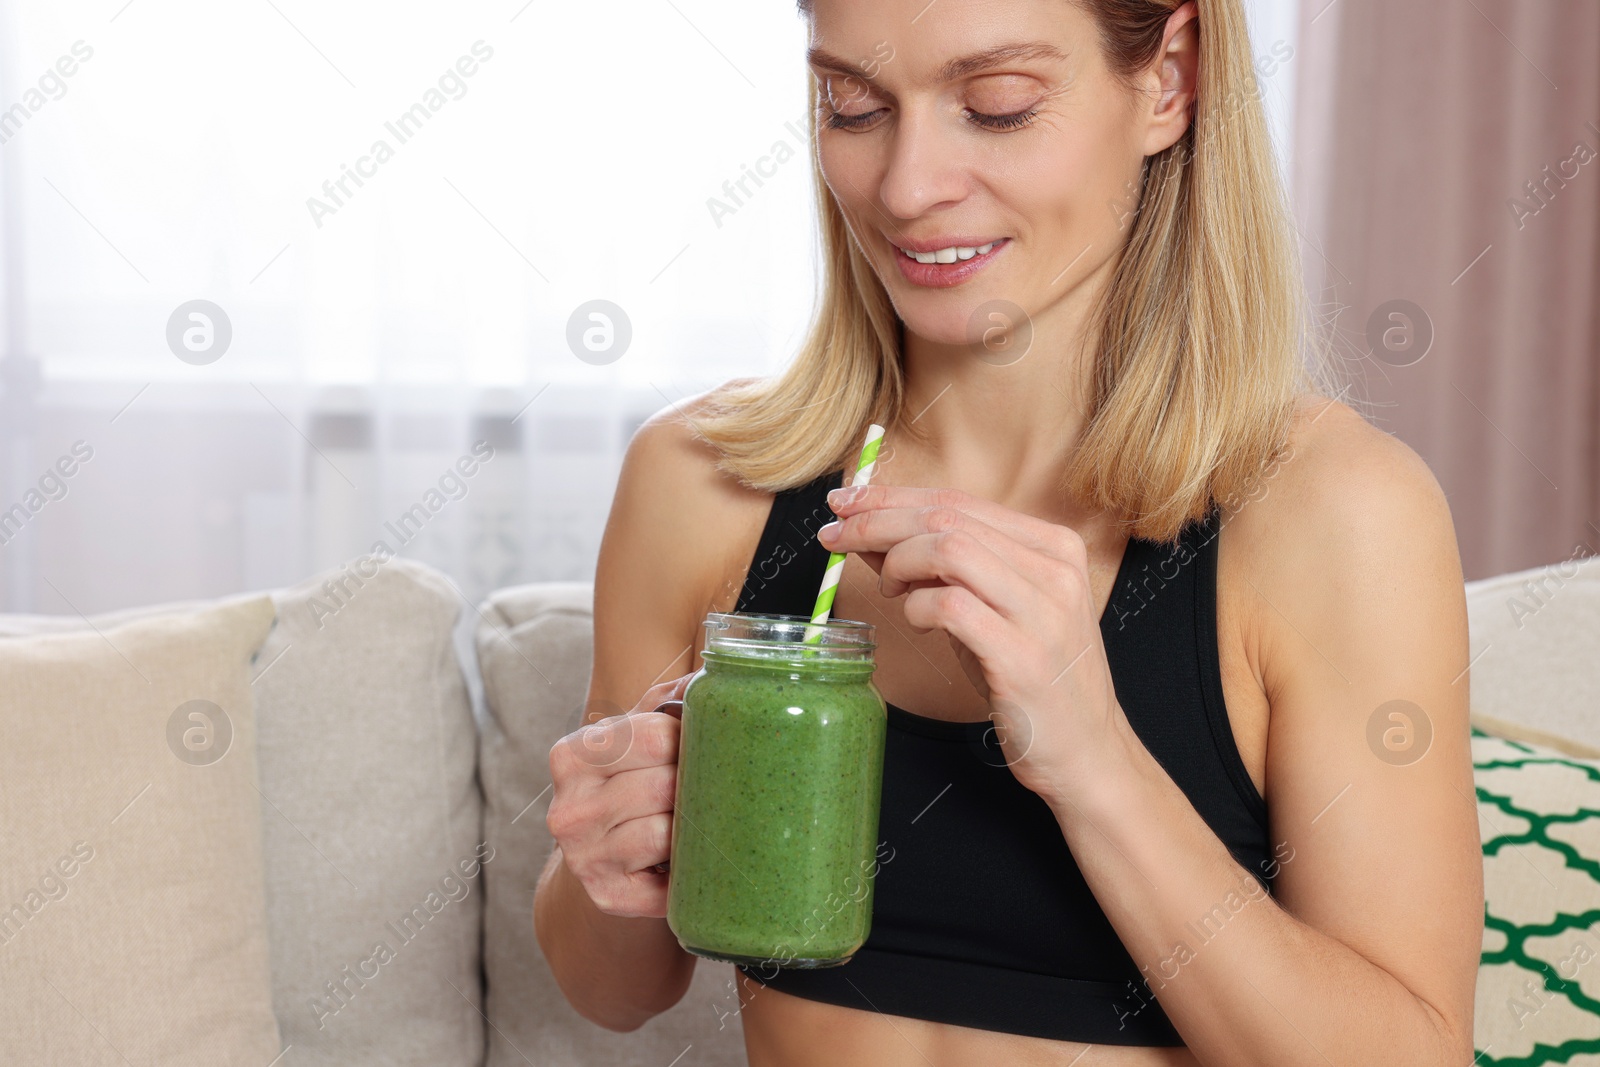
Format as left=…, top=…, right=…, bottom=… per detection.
left=802, top=423, right=885, bottom=647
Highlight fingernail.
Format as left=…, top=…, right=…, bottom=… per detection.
left=818, top=521, right=840, bottom=542
left=828, top=486, right=859, bottom=508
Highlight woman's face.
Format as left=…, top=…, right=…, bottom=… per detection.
left=806, top=0, right=1179, bottom=349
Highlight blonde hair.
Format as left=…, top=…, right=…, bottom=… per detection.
left=695, top=0, right=1329, bottom=544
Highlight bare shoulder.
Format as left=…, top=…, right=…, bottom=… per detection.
left=627, top=376, right=772, bottom=526
left=1214, top=392, right=1468, bottom=734
left=588, top=378, right=774, bottom=712
left=1222, top=394, right=1462, bottom=606
left=611, top=375, right=775, bottom=599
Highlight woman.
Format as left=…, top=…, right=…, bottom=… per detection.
left=536, top=0, right=1484, bottom=1063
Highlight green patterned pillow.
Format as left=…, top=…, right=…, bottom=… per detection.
left=1473, top=725, right=1600, bottom=1065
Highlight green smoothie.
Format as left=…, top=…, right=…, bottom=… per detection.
left=667, top=616, right=886, bottom=968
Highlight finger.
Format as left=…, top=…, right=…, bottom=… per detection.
left=583, top=675, right=688, bottom=727
left=599, top=763, right=678, bottom=831
left=901, top=584, right=1007, bottom=672
left=607, top=811, right=674, bottom=875
left=553, top=710, right=679, bottom=777
left=878, top=530, right=1036, bottom=620
left=632, top=672, right=694, bottom=714
left=642, top=673, right=694, bottom=719
left=829, top=484, right=1066, bottom=552
left=825, top=504, right=1061, bottom=594
left=583, top=863, right=669, bottom=919
left=612, top=867, right=670, bottom=919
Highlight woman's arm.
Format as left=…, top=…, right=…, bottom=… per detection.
left=1051, top=403, right=1481, bottom=1064
left=534, top=398, right=755, bottom=1031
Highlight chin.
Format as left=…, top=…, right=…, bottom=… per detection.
left=891, top=286, right=1027, bottom=351
left=892, top=303, right=981, bottom=347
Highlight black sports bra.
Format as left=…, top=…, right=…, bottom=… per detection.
left=731, top=467, right=1274, bottom=1045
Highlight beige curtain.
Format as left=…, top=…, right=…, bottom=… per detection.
left=1292, top=0, right=1600, bottom=581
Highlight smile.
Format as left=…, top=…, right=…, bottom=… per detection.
left=897, top=241, right=999, bottom=263
left=891, top=237, right=1010, bottom=289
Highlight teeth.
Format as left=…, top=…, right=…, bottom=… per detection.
left=903, top=241, right=997, bottom=264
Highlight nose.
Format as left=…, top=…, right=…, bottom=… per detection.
left=877, top=107, right=971, bottom=222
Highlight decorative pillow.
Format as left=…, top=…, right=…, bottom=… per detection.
left=1472, top=725, right=1600, bottom=1064
left=247, top=556, right=485, bottom=1066
left=0, top=556, right=486, bottom=1067
left=0, top=595, right=283, bottom=1065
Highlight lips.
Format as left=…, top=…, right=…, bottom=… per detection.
left=891, top=237, right=1011, bottom=289
left=894, top=238, right=1004, bottom=261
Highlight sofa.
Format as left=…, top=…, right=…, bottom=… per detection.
left=0, top=550, right=1594, bottom=1066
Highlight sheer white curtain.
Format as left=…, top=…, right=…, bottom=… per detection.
left=0, top=0, right=1299, bottom=615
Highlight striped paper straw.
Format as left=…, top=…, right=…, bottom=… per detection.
left=802, top=423, right=885, bottom=647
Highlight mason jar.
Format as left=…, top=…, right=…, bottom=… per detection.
left=666, top=611, right=887, bottom=968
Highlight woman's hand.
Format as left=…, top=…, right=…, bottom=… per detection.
left=817, top=484, right=1124, bottom=808
left=545, top=673, right=693, bottom=918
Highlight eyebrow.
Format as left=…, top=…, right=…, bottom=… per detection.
left=806, top=41, right=1069, bottom=87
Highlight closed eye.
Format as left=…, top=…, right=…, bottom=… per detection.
left=822, top=106, right=1040, bottom=132
left=823, top=107, right=884, bottom=131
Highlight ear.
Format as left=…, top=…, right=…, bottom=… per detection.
left=1140, top=1, right=1199, bottom=157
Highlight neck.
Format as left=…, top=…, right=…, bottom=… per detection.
left=891, top=251, right=1117, bottom=515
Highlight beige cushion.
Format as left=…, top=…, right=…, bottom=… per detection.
left=0, top=595, right=283, bottom=1066
left=249, top=555, right=485, bottom=1064
left=0, top=556, right=485, bottom=1066
left=475, top=581, right=747, bottom=1067
left=1465, top=554, right=1600, bottom=755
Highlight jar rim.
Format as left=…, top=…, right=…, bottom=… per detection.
left=703, top=611, right=876, bottom=658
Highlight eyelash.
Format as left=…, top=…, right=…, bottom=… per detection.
left=968, top=107, right=1039, bottom=130
left=823, top=105, right=1040, bottom=132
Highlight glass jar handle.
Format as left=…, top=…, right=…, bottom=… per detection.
left=650, top=698, right=684, bottom=874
